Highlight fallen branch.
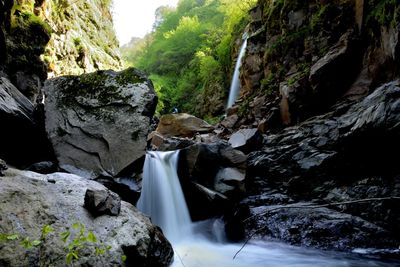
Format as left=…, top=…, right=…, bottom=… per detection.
left=174, top=249, right=186, bottom=267
left=233, top=196, right=400, bottom=259
left=233, top=226, right=266, bottom=260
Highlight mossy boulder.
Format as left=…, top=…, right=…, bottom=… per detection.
left=44, top=68, right=157, bottom=178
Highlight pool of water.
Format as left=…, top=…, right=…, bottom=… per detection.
left=172, top=238, right=400, bottom=267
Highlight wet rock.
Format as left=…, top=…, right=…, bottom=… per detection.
left=94, top=175, right=141, bottom=206
left=156, top=113, right=213, bottom=138
left=214, top=167, right=245, bottom=197
left=246, top=81, right=400, bottom=249
left=180, top=143, right=224, bottom=187
left=0, top=158, right=7, bottom=176
left=0, top=77, right=52, bottom=167
left=0, top=168, right=173, bottom=267
left=184, top=182, right=231, bottom=221
left=122, top=226, right=173, bottom=267
left=147, top=131, right=195, bottom=151
left=248, top=81, right=400, bottom=185
left=228, top=128, right=263, bottom=154
left=246, top=204, right=397, bottom=251
left=26, top=161, right=57, bottom=174
left=12, top=71, right=41, bottom=103
left=288, top=9, right=306, bottom=30
left=221, top=114, right=239, bottom=128
left=178, top=142, right=247, bottom=220
left=220, top=146, right=247, bottom=167
left=84, top=187, right=121, bottom=217
left=44, top=68, right=157, bottom=178
left=309, top=30, right=362, bottom=110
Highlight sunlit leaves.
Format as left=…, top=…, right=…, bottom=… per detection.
left=122, top=0, right=257, bottom=116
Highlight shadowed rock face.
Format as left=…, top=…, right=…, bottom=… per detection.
left=243, top=81, right=400, bottom=250
left=44, top=68, right=157, bottom=178
left=0, top=77, right=54, bottom=167
left=0, top=168, right=173, bottom=267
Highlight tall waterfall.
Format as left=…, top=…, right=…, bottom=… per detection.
left=227, top=38, right=248, bottom=109
left=137, top=150, right=192, bottom=243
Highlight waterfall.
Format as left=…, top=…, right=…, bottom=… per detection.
left=136, top=151, right=395, bottom=267
left=227, top=38, right=248, bottom=109
left=137, top=150, right=192, bottom=243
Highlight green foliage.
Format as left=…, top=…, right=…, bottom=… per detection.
left=1, top=223, right=113, bottom=266
left=11, top=9, right=52, bottom=35
left=121, top=0, right=257, bottom=118
left=366, top=0, right=400, bottom=27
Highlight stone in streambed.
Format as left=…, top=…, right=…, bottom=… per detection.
left=214, top=167, right=246, bottom=197
left=228, top=128, right=263, bottom=153
left=155, top=113, right=213, bottom=138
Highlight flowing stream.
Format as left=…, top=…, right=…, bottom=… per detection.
left=137, top=151, right=399, bottom=267
left=227, top=38, right=248, bottom=109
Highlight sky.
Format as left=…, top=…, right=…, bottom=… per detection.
left=112, top=0, right=179, bottom=46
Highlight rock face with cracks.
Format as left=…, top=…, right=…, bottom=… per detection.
left=44, top=68, right=157, bottom=178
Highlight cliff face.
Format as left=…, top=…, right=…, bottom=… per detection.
left=230, top=0, right=399, bottom=131
left=41, top=0, right=122, bottom=77
left=0, top=0, right=123, bottom=167
left=0, top=0, right=122, bottom=102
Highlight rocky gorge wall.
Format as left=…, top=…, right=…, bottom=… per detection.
left=227, top=0, right=399, bottom=131
left=0, top=0, right=122, bottom=103
left=0, top=0, right=123, bottom=167
left=213, top=0, right=400, bottom=253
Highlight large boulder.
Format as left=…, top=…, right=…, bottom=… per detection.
left=0, top=168, right=173, bottom=267
left=0, top=77, right=52, bottom=167
left=44, top=68, right=157, bottom=178
left=155, top=113, right=213, bottom=138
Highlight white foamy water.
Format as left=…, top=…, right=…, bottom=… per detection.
left=137, top=151, right=192, bottom=243
left=137, top=150, right=399, bottom=267
left=227, top=38, right=248, bottom=109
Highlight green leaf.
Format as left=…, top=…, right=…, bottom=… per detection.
left=60, top=231, right=70, bottom=243
left=6, top=234, right=19, bottom=240
left=121, top=255, right=127, bottom=262
left=66, top=251, right=79, bottom=264
left=95, top=247, right=104, bottom=256
left=72, top=222, right=82, bottom=229
left=41, top=225, right=54, bottom=237
left=106, top=245, right=112, bottom=250
left=66, top=252, right=74, bottom=264
left=72, top=252, right=79, bottom=260
left=21, top=237, right=33, bottom=249
left=32, top=240, right=42, bottom=246
left=87, top=231, right=97, bottom=243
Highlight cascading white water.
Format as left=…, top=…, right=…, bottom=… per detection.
left=227, top=38, right=248, bottom=109
left=137, top=151, right=192, bottom=243
left=137, top=151, right=398, bottom=267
